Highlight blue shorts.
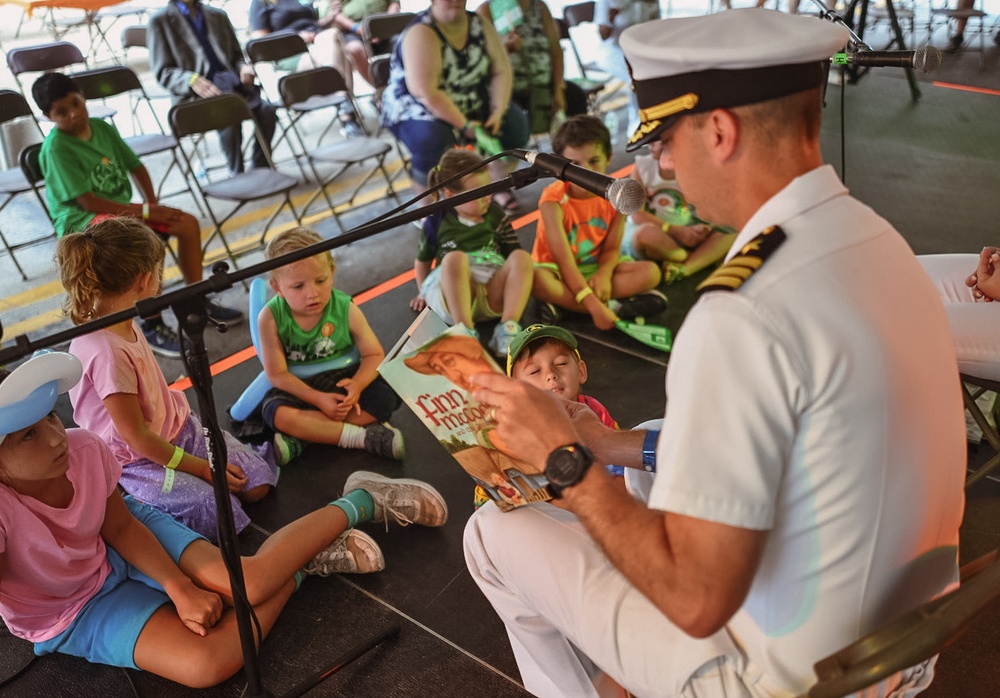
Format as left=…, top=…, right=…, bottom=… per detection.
left=33, top=496, right=206, bottom=669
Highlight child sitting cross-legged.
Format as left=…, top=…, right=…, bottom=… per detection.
left=257, top=227, right=405, bottom=463
left=623, top=139, right=736, bottom=284
left=0, top=350, right=447, bottom=690
left=410, top=149, right=534, bottom=357
left=532, top=115, right=666, bottom=330
left=60, top=218, right=276, bottom=543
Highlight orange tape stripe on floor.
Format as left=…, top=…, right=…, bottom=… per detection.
left=932, top=81, right=1000, bottom=97
left=169, top=163, right=634, bottom=391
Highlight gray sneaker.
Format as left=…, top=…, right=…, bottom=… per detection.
left=363, top=422, right=405, bottom=460
left=304, top=529, right=385, bottom=576
left=343, top=470, right=448, bottom=528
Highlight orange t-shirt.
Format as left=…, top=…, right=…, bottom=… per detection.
left=531, top=180, right=618, bottom=266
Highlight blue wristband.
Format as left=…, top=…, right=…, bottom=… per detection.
left=642, top=429, right=659, bottom=472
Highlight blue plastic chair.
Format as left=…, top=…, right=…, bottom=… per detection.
left=229, top=278, right=360, bottom=421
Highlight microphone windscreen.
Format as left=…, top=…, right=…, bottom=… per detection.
left=914, top=46, right=942, bottom=73
left=608, top=177, right=646, bottom=215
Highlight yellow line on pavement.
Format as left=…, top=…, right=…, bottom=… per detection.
left=2, top=172, right=412, bottom=341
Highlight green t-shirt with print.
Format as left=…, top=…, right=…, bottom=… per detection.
left=340, top=0, right=390, bottom=23
left=39, top=118, right=142, bottom=236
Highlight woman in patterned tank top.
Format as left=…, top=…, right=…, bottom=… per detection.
left=380, top=0, right=529, bottom=200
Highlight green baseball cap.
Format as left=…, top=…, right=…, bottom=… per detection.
left=506, top=324, right=580, bottom=376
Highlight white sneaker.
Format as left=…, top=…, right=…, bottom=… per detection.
left=304, top=529, right=385, bottom=576
left=343, top=470, right=448, bottom=528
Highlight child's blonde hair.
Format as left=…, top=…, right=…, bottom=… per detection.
left=426, top=149, right=487, bottom=202
left=265, top=227, right=335, bottom=281
left=57, top=217, right=166, bottom=325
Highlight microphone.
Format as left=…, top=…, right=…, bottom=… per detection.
left=512, top=150, right=646, bottom=215
left=832, top=46, right=942, bottom=73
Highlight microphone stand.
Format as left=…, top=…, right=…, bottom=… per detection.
left=0, top=164, right=544, bottom=697
left=810, top=0, right=920, bottom=100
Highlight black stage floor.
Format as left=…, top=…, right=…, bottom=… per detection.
left=2, top=70, right=1000, bottom=697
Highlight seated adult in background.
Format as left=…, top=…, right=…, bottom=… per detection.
left=476, top=0, right=587, bottom=135
left=327, top=0, right=400, bottom=88
left=593, top=0, right=660, bottom=133
left=149, top=0, right=278, bottom=176
left=464, top=10, right=966, bottom=697
left=248, top=0, right=366, bottom=137
left=380, top=0, right=529, bottom=206
left=919, top=247, right=1000, bottom=381
left=940, top=0, right=1000, bottom=52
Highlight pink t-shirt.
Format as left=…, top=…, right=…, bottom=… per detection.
left=69, top=324, right=190, bottom=464
left=0, top=429, right=121, bottom=642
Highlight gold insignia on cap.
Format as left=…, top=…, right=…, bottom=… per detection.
left=629, top=118, right=662, bottom=145
left=697, top=226, right=787, bottom=294
left=639, top=93, right=700, bottom=123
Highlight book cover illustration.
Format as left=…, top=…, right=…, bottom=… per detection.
left=380, top=312, right=551, bottom=510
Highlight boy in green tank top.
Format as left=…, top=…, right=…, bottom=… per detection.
left=255, top=228, right=404, bottom=463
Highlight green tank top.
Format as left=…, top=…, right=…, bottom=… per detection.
left=266, top=288, right=356, bottom=366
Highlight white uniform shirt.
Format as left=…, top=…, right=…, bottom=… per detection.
left=649, top=165, right=966, bottom=695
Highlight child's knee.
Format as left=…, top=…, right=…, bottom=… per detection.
left=507, top=249, right=533, bottom=272
left=240, top=483, right=271, bottom=504
left=441, top=250, right=471, bottom=271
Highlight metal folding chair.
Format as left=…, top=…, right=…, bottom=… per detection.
left=244, top=31, right=359, bottom=173
left=6, top=41, right=116, bottom=122
left=168, top=94, right=301, bottom=269
left=69, top=65, right=204, bottom=215
left=0, top=93, right=53, bottom=280
left=801, top=549, right=1000, bottom=698
left=562, top=2, right=608, bottom=82
left=277, top=67, right=399, bottom=230
left=961, top=374, right=1000, bottom=488
left=362, top=11, right=415, bottom=74
left=555, top=16, right=605, bottom=113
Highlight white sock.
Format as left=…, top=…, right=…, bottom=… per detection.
left=339, top=423, right=366, bottom=449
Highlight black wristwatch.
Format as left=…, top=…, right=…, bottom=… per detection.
left=545, top=443, right=595, bottom=498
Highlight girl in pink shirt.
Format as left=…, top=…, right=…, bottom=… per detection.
left=59, top=218, right=279, bottom=541
left=0, top=350, right=446, bottom=686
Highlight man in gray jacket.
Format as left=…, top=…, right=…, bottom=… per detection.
left=149, top=0, right=278, bottom=176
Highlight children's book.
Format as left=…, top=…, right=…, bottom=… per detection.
left=380, top=309, right=552, bottom=511
left=489, top=0, right=524, bottom=35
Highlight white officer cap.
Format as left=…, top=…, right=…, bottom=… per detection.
left=621, top=8, right=849, bottom=151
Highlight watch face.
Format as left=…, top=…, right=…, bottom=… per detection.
left=546, top=444, right=593, bottom=490
left=548, top=448, right=582, bottom=488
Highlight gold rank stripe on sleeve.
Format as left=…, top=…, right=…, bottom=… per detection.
left=696, top=225, right=787, bottom=294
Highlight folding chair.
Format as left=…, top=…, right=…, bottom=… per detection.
left=562, top=2, right=608, bottom=82
left=925, top=0, right=991, bottom=67
left=39, top=3, right=146, bottom=63
left=277, top=67, right=399, bottom=230
left=69, top=65, right=204, bottom=214
left=961, top=374, right=1000, bottom=488
left=801, top=549, right=1000, bottom=698
left=0, top=93, right=53, bottom=280
left=245, top=31, right=359, bottom=172
left=555, top=16, right=605, bottom=113
left=362, top=11, right=415, bottom=79
left=6, top=41, right=116, bottom=122
left=168, top=94, right=301, bottom=269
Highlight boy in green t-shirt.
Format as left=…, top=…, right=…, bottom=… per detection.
left=31, top=72, right=242, bottom=357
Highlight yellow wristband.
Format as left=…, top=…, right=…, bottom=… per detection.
left=165, top=445, right=184, bottom=470
left=142, top=203, right=150, bottom=220
left=189, top=73, right=200, bottom=86
left=661, top=221, right=670, bottom=233
left=574, top=286, right=594, bottom=304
